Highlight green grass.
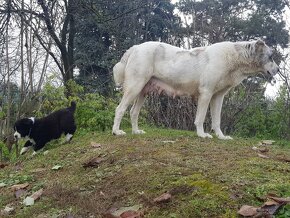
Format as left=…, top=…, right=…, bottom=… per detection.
left=1, top=128, right=290, bottom=217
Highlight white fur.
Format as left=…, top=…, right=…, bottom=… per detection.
left=65, top=133, right=73, bottom=142
left=20, top=146, right=31, bottom=155
left=112, top=40, right=279, bottom=139
left=29, top=117, right=35, bottom=124
left=14, top=130, right=21, bottom=140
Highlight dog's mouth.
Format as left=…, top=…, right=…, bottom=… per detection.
left=262, top=71, right=276, bottom=84
left=13, top=132, right=21, bottom=141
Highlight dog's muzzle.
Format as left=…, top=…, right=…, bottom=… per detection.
left=14, top=132, right=21, bottom=141
left=265, top=68, right=278, bottom=83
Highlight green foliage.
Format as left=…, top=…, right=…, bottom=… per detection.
left=0, top=110, right=5, bottom=119
left=35, top=79, right=126, bottom=133
left=276, top=204, right=290, bottom=218
left=0, top=141, right=10, bottom=160
left=75, top=93, right=120, bottom=132
left=233, top=85, right=290, bottom=140
left=0, top=173, right=34, bottom=186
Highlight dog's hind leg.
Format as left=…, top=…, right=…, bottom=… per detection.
left=64, top=124, right=76, bottom=143
left=65, top=133, right=73, bottom=142
left=210, top=90, right=233, bottom=140
left=31, top=140, right=46, bottom=156
left=112, top=91, right=140, bottom=135
left=130, top=94, right=146, bottom=134
left=113, top=79, right=149, bottom=135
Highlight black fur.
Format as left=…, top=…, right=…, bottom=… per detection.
left=14, top=102, right=77, bottom=153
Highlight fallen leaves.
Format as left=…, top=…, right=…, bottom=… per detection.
left=23, top=189, right=44, bottom=206
left=238, top=205, right=259, bottom=217
left=1, top=205, right=15, bottom=216
left=31, top=188, right=44, bottom=201
left=0, top=162, right=8, bottom=169
left=153, top=192, right=172, bottom=204
left=10, top=183, right=30, bottom=199
left=15, top=189, right=27, bottom=199
left=276, top=156, right=290, bottom=163
left=252, top=140, right=290, bottom=163
left=267, top=195, right=290, bottom=204
left=257, top=153, right=270, bottom=159
left=161, top=140, right=175, bottom=144
left=120, top=210, right=142, bottom=218
left=83, top=157, right=106, bottom=168
left=23, top=196, right=35, bottom=206
left=11, top=182, right=29, bottom=191
left=261, top=140, right=275, bottom=145
left=91, top=141, right=102, bottom=148
left=104, top=205, right=143, bottom=218
left=104, top=192, right=173, bottom=218
left=30, top=168, right=46, bottom=173
left=51, top=164, right=63, bottom=170
left=238, top=194, right=290, bottom=217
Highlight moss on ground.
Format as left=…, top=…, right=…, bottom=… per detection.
left=1, top=128, right=290, bottom=217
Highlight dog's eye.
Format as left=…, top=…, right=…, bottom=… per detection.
left=268, top=54, right=273, bottom=61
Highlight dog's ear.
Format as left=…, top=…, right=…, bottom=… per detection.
left=255, top=39, right=265, bottom=52
left=23, top=118, right=34, bottom=126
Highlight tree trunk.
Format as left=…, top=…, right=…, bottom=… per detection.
left=6, top=22, right=11, bottom=134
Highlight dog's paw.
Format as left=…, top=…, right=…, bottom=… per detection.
left=198, top=132, right=213, bottom=138
left=132, top=129, right=146, bottom=134
left=20, top=147, right=30, bottom=155
left=112, top=130, right=126, bottom=136
left=218, top=135, right=233, bottom=140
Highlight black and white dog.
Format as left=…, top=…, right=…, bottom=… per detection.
left=14, top=102, right=77, bottom=155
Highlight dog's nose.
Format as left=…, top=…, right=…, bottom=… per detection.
left=14, top=133, right=19, bottom=140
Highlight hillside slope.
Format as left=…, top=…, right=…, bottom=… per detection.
left=1, top=128, right=290, bottom=217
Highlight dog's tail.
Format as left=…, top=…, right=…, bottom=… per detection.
left=69, top=101, right=76, bottom=113
left=113, top=46, right=134, bottom=88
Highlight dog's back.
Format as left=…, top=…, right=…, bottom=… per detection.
left=37, top=102, right=76, bottom=140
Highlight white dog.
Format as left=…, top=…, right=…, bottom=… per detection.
left=112, top=40, right=279, bottom=139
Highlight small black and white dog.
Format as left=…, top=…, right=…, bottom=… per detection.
left=14, top=102, right=77, bottom=155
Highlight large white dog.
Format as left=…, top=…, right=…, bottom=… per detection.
left=112, top=40, right=279, bottom=139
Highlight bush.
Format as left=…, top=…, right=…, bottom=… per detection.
left=75, top=93, right=120, bottom=132
left=36, top=79, right=130, bottom=133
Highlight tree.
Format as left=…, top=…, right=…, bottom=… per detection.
left=0, top=0, right=81, bottom=94
left=176, top=0, right=289, bottom=47
left=73, top=0, right=182, bottom=95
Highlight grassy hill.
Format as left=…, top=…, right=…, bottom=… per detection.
left=1, top=128, right=290, bottom=217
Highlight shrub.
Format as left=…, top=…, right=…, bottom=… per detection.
left=35, top=79, right=129, bottom=133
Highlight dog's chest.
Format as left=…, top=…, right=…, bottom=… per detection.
left=214, top=72, right=245, bottom=92
left=28, top=137, right=36, bottom=145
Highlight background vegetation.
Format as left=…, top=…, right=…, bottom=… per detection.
left=0, top=0, right=289, bottom=156
left=0, top=1, right=290, bottom=217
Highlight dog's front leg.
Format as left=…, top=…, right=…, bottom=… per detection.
left=20, top=140, right=33, bottom=155
left=32, top=140, right=46, bottom=156
left=210, top=91, right=233, bottom=140
left=194, top=91, right=213, bottom=138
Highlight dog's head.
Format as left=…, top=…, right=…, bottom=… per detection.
left=252, top=39, right=280, bottom=80
left=14, top=117, right=35, bottom=140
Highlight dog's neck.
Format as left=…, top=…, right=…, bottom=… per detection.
left=29, top=117, right=35, bottom=124
left=28, top=117, right=35, bottom=138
